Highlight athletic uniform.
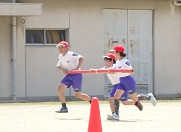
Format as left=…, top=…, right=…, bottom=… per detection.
left=102, top=66, right=128, bottom=101
left=114, top=58, right=136, bottom=94
left=57, top=51, right=83, bottom=92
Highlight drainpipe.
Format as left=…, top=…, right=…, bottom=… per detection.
left=12, top=0, right=17, bottom=101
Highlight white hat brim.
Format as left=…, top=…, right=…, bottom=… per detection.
left=109, top=49, right=116, bottom=52
left=102, top=55, right=111, bottom=58
left=56, top=43, right=66, bottom=48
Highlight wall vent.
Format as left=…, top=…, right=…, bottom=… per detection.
left=173, top=0, right=181, bottom=6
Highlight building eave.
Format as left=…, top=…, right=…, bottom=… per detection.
left=0, top=3, right=43, bottom=16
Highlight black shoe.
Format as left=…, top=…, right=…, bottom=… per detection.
left=55, top=107, right=68, bottom=113
left=135, top=101, right=143, bottom=111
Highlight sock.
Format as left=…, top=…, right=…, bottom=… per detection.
left=138, top=94, right=151, bottom=101
left=89, top=97, right=92, bottom=104
left=62, top=103, right=67, bottom=108
left=135, top=101, right=139, bottom=106
left=135, top=101, right=142, bottom=106
left=114, top=99, right=120, bottom=116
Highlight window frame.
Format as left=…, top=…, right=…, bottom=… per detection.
left=25, top=28, right=67, bottom=46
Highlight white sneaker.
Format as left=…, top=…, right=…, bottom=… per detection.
left=148, top=93, right=157, bottom=106
left=107, top=114, right=114, bottom=120
left=111, top=113, right=119, bottom=120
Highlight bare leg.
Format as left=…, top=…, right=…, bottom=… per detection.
left=74, top=92, right=91, bottom=101
left=114, top=89, right=125, bottom=99
left=56, top=83, right=69, bottom=113
left=129, top=93, right=139, bottom=102
left=113, top=89, right=125, bottom=115
left=130, top=92, right=143, bottom=111
left=109, top=97, right=115, bottom=113
left=121, top=100, right=135, bottom=105
left=57, top=83, right=67, bottom=103
left=122, top=93, right=151, bottom=105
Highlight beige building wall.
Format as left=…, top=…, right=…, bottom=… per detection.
left=102, top=1, right=181, bottom=96
left=20, top=0, right=105, bottom=97
left=154, top=1, right=181, bottom=96
left=0, top=17, right=12, bottom=98
left=69, top=0, right=104, bottom=96
left=0, top=0, right=181, bottom=99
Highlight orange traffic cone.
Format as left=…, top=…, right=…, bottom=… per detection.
left=88, top=97, right=102, bottom=132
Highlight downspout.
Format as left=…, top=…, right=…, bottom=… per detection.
left=12, top=0, right=17, bottom=101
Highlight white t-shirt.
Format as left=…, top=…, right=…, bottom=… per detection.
left=114, top=58, right=133, bottom=77
left=102, top=65, right=120, bottom=85
left=56, top=51, right=82, bottom=71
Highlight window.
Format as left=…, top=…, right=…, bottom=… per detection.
left=26, top=30, right=44, bottom=44
left=26, top=29, right=66, bottom=45
left=46, top=30, right=65, bottom=44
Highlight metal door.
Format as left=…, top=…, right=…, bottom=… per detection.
left=104, top=9, right=128, bottom=54
left=104, top=9, right=153, bottom=96
left=128, top=10, right=153, bottom=93
left=103, top=9, right=128, bottom=96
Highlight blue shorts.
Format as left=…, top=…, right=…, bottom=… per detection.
left=110, top=84, right=128, bottom=101
left=117, top=75, right=136, bottom=94
left=61, top=73, right=82, bottom=92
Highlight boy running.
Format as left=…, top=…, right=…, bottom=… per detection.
left=102, top=53, right=156, bottom=120
left=56, top=41, right=91, bottom=113
left=109, top=45, right=154, bottom=120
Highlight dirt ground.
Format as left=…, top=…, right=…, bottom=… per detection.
left=0, top=101, right=181, bottom=132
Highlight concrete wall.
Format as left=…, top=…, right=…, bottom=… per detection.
left=154, top=1, right=181, bottom=96
left=19, top=0, right=105, bottom=97
left=69, top=0, right=104, bottom=96
left=102, top=0, right=181, bottom=97
left=0, top=0, right=181, bottom=99
left=0, top=17, right=12, bottom=97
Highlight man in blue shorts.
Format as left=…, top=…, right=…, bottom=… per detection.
left=55, top=41, right=91, bottom=113
left=102, top=53, right=156, bottom=120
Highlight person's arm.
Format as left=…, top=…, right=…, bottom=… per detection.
left=57, top=66, right=67, bottom=74
left=107, top=65, right=116, bottom=74
left=107, top=67, right=115, bottom=74
left=123, top=60, right=134, bottom=74
left=73, top=57, right=83, bottom=70
left=93, top=67, right=104, bottom=74
left=56, top=60, right=67, bottom=74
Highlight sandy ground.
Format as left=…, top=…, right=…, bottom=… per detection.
left=0, top=101, right=181, bottom=132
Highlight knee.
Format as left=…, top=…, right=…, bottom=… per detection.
left=108, top=98, right=111, bottom=102
left=57, top=85, right=63, bottom=93
left=108, top=97, right=114, bottom=103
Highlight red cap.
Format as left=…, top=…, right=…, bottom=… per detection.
left=110, top=45, right=124, bottom=53
left=103, top=53, right=116, bottom=60
left=56, top=41, right=70, bottom=48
